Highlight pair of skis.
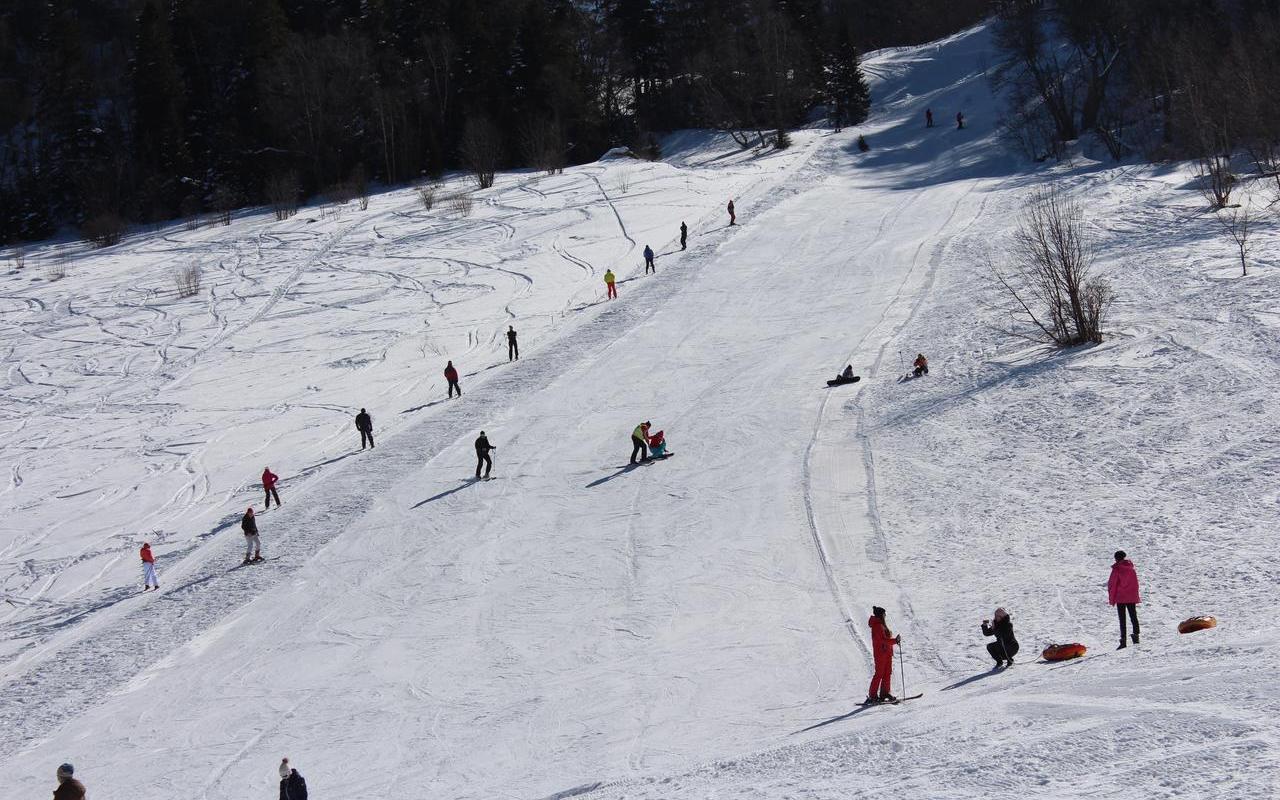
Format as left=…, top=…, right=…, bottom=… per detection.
left=861, top=693, right=923, bottom=706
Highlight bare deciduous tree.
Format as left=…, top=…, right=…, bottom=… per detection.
left=994, top=189, right=1114, bottom=346
left=1196, top=150, right=1235, bottom=209
left=1217, top=199, right=1252, bottom=276
left=520, top=118, right=566, bottom=175
left=416, top=183, right=438, bottom=210
left=211, top=184, right=240, bottom=226
left=82, top=213, right=126, bottom=248
left=266, top=172, right=300, bottom=221
left=460, top=117, right=502, bottom=189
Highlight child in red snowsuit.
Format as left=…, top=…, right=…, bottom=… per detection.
left=867, top=606, right=901, bottom=702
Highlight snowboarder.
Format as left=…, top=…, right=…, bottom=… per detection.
left=604, top=269, right=617, bottom=299
left=630, top=421, right=651, bottom=464
left=507, top=326, right=519, bottom=361
left=981, top=607, right=1019, bottom=667
left=262, top=467, right=281, bottom=508
left=867, top=605, right=901, bottom=703
left=926, top=107, right=934, bottom=128
left=279, top=758, right=308, bottom=800
left=643, top=244, right=655, bottom=274
left=474, top=431, right=495, bottom=479
left=647, top=428, right=667, bottom=458
left=829, top=364, right=859, bottom=386
left=355, top=408, right=374, bottom=449
left=445, top=360, right=461, bottom=398
left=912, top=353, right=929, bottom=377
left=680, top=221, right=688, bottom=250
left=727, top=199, right=736, bottom=226
left=841, top=364, right=854, bottom=380
left=53, top=763, right=85, bottom=800
left=140, top=541, right=159, bottom=591
left=956, top=110, right=965, bottom=130
left=242, top=507, right=262, bottom=564
left=1108, top=550, right=1141, bottom=649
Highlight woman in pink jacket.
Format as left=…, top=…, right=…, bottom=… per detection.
left=1108, top=550, right=1141, bottom=649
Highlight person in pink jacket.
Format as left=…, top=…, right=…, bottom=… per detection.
left=1108, top=550, right=1141, bottom=649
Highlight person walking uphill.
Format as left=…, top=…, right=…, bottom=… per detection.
left=140, top=541, right=159, bottom=591
left=355, top=408, right=374, bottom=449
left=507, top=326, right=519, bottom=361
left=981, top=608, right=1019, bottom=667
left=279, top=758, right=308, bottom=800
left=630, top=421, right=651, bottom=464
left=262, top=467, right=281, bottom=508
left=445, top=360, right=461, bottom=398
left=242, top=507, right=262, bottom=564
left=475, top=431, right=495, bottom=479
left=680, top=221, right=688, bottom=250
left=643, top=245, right=655, bottom=274
left=1109, top=550, right=1141, bottom=648
left=604, top=269, right=617, bottom=300
left=867, top=606, right=901, bottom=703
left=53, top=763, right=86, bottom=800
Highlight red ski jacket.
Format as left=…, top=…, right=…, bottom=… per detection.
left=262, top=469, right=278, bottom=489
left=444, top=365, right=459, bottom=382
left=869, top=615, right=899, bottom=657
left=140, top=545, right=154, bottom=563
left=1108, top=559, right=1141, bottom=605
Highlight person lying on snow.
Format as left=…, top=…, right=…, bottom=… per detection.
left=981, top=607, right=1019, bottom=667
left=647, top=429, right=667, bottom=458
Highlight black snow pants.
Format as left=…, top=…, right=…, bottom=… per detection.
left=630, top=435, right=648, bottom=464
left=476, top=452, right=492, bottom=478
left=1118, top=604, right=1140, bottom=642
left=360, top=430, right=374, bottom=449
left=448, top=380, right=461, bottom=398
left=508, top=340, right=519, bottom=361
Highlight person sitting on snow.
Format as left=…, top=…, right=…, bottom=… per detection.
left=913, top=353, right=929, bottom=377
left=840, top=364, right=855, bottom=380
left=647, top=429, right=667, bottom=458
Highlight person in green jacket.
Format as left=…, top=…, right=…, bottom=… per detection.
left=630, top=421, right=651, bottom=464
left=605, top=269, right=617, bottom=299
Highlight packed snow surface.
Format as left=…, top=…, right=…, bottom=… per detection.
left=3, top=22, right=1279, bottom=800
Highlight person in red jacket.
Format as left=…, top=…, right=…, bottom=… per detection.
left=262, top=467, right=281, bottom=508
left=1108, top=550, right=1141, bottom=649
left=445, top=360, right=461, bottom=398
left=867, top=605, right=901, bottom=703
left=140, top=542, right=159, bottom=591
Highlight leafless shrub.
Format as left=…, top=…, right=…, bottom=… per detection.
left=351, top=163, right=369, bottom=210
left=326, top=181, right=355, bottom=205
left=211, top=184, right=240, bottom=226
left=174, top=263, right=202, bottom=298
left=993, top=189, right=1114, bottom=347
left=416, top=183, right=438, bottom=210
left=82, top=213, right=126, bottom=248
left=460, top=116, right=502, bottom=189
left=266, top=172, right=300, bottom=221
left=1217, top=199, right=1253, bottom=276
left=1196, top=151, right=1235, bottom=209
left=11, top=248, right=25, bottom=271
left=446, top=191, right=473, bottom=217
left=614, top=166, right=634, bottom=194
left=180, top=196, right=202, bottom=230
left=48, top=258, right=68, bottom=281
left=520, top=118, right=566, bottom=174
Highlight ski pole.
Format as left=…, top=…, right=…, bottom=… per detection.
left=899, top=643, right=906, bottom=698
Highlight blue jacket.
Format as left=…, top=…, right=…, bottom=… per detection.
left=643, top=246, right=654, bottom=260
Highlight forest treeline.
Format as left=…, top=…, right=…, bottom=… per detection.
left=0, top=0, right=987, bottom=245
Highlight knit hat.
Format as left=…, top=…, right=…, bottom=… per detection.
left=1114, top=550, right=1126, bottom=561
left=279, top=758, right=291, bottom=779
left=57, top=764, right=74, bottom=780
left=872, top=606, right=886, bottom=618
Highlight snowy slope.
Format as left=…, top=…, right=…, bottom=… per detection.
left=4, top=20, right=1280, bottom=800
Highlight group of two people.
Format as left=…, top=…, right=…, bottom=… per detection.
left=629, top=421, right=667, bottom=464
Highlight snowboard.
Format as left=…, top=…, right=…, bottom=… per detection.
left=826, top=376, right=861, bottom=387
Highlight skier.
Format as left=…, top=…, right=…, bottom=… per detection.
left=140, top=541, right=159, bottom=591
left=647, top=428, right=667, bottom=458
left=866, top=605, right=901, bottom=703
left=355, top=408, right=374, bottom=449
left=643, top=244, right=655, bottom=274
left=926, top=107, right=934, bottom=128
left=981, top=607, right=1019, bottom=667
left=1108, top=550, right=1141, bottom=649
left=956, top=110, right=965, bottom=130
left=279, top=758, right=308, bottom=800
left=445, top=360, right=461, bottom=398
left=727, top=198, right=736, bottom=226
left=507, top=326, right=519, bottom=361
left=680, top=221, right=688, bottom=250
left=630, top=421, right=651, bottom=464
left=53, top=763, right=86, bottom=800
left=604, top=269, right=617, bottom=300
left=262, top=467, right=281, bottom=508
left=475, top=431, right=495, bottom=479
left=912, top=353, right=929, bottom=377
left=242, top=507, right=262, bottom=564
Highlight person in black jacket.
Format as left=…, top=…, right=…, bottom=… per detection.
left=241, top=507, right=261, bottom=565
left=279, top=758, right=308, bottom=800
left=475, top=431, right=495, bottom=479
left=680, top=221, right=688, bottom=250
left=981, top=607, right=1019, bottom=667
left=507, top=326, right=519, bottom=361
left=355, top=408, right=374, bottom=449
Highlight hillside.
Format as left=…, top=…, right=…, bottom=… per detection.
left=3, top=22, right=1278, bottom=800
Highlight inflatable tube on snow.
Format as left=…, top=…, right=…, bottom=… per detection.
left=1178, top=615, right=1217, bottom=634
left=1041, top=643, right=1087, bottom=662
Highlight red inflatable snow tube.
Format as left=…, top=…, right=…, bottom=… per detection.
left=1041, top=643, right=1087, bottom=662
left=1178, top=615, right=1217, bottom=634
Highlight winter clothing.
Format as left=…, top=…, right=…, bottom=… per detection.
left=1117, top=604, right=1140, bottom=647
left=475, top=433, right=494, bottom=479
left=981, top=611, right=1019, bottom=665
left=280, top=769, right=308, bottom=800
left=355, top=409, right=374, bottom=449
left=913, top=354, right=929, bottom=377
left=926, top=108, right=933, bottom=127
left=279, top=759, right=292, bottom=780
left=1108, top=559, right=1141, bottom=605
left=262, top=468, right=281, bottom=508
left=604, top=270, right=617, bottom=299
left=727, top=199, right=736, bottom=225
left=647, top=430, right=666, bottom=458
left=841, top=365, right=854, bottom=379
left=680, top=222, right=687, bottom=250
left=507, top=327, right=519, bottom=361
left=445, top=361, right=461, bottom=398
left=242, top=508, right=261, bottom=562
left=140, top=543, right=159, bottom=589
left=956, top=111, right=965, bottom=129
left=643, top=245, right=655, bottom=274
left=630, top=422, right=651, bottom=464
left=868, top=609, right=900, bottom=699
left=53, top=778, right=85, bottom=800
left=241, top=509, right=258, bottom=536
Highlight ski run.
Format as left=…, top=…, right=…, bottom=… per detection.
left=4, top=21, right=1280, bottom=800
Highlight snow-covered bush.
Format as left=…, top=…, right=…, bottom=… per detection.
left=416, top=184, right=438, bottom=210
left=174, top=264, right=202, bottom=298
